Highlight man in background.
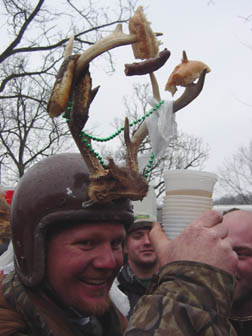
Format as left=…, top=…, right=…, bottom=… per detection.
left=117, top=187, right=159, bottom=318
left=223, top=209, right=252, bottom=336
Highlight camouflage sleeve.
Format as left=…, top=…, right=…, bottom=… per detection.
left=125, top=261, right=237, bottom=336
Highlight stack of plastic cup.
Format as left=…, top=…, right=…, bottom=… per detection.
left=162, top=169, right=218, bottom=239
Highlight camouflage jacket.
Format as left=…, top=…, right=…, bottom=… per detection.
left=125, top=261, right=237, bottom=336
left=0, top=272, right=127, bottom=336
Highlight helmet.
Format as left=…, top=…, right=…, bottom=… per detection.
left=11, top=153, right=134, bottom=287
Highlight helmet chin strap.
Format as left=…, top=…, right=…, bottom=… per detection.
left=81, top=199, right=98, bottom=208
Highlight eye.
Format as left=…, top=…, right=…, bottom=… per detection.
left=237, top=253, right=247, bottom=260
left=131, top=233, right=143, bottom=240
left=111, top=239, right=123, bottom=250
left=77, top=240, right=96, bottom=250
left=235, top=249, right=252, bottom=259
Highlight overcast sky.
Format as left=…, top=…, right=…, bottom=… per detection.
left=2, top=0, right=251, bottom=197
left=88, top=0, right=252, bottom=186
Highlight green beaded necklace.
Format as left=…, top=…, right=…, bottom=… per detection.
left=63, top=99, right=164, bottom=178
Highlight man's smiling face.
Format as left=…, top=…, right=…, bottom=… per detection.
left=47, top=222, right=125, bottom=315
left=125, top=227, right=157, bottom=267
left=223, top=210, right=252, bottom=312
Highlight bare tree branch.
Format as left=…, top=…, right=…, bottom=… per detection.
left=0, top=0, right=45, bottom=62
left=0, top=0, right=139, bottom=184
left=218, top=141, right=252, bottom=202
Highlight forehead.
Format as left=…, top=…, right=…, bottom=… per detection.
left=51, top=222, right=126, bottom=241
left=128, top=227, right=151, bottom=236
left=225, top=211, right=252, bottom=244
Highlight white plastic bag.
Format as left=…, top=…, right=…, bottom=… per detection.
left=146, top=98, right=177, bottom=159
left=0, top=241, right=14, bottom=274
left=109, top=278, right=130, bottom=317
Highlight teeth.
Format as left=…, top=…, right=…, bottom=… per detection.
left=84, top=279, right=105, bottom=285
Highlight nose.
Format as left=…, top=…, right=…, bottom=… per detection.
left=143, top=233, right=151, bottom=246
left=93, top=244, right=118, bottom=270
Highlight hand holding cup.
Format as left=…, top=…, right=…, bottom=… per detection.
left=149, top=210, right=237, bottom=275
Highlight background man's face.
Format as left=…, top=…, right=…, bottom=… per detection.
left=125, top=228, right=157, bottom=267
left=224, top=211, right=252, bottom=305
left=47, top=222, right=125, bottom=315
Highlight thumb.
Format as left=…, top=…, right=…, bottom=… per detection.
left=149, top=222, right=171, bottom=258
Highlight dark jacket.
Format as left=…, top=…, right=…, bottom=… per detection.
left=0, top=242, right=9, bottom=256
left=230, top=316, right=252, bottom=336
left=117, top=264, right=152, bottom=319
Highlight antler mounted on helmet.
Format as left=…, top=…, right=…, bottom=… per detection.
left=47, top=6, right=209, bottom=204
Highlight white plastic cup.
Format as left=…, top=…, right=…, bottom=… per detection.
left=164, top=214, right=200, bottom=224
left=164, top=169, right=218, bottom=197
left=163, top=202, right=213, bottom=210
left=163, top=211, right=208, bottom=219
left=162, top=169, right=218, bottom=238
left=163, top=206, right=212, bottom=213
left=163, top=195, right=213, bottom=204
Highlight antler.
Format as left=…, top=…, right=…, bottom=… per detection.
left=47, top=20, right=161, bottom=202
left=74, top=23, right=162, bottom=77
left=128, top=69, right=208, bottom=159
left=48, top=7, right=209, bottom=203
left=74, top=24, right=137, bottom=77
left=66, top=66, right=148, bottom=202
left=173, top=68, right=207, bottom=112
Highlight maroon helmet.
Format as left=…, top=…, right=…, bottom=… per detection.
left=11, top=153, right=134, bottom=287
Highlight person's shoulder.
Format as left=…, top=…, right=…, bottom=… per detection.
left=0, top=274, right=27, bottom=335
left=0, top=272, right=6, bottom=298
left=117, top=265, right=130, bottom=284
left=0, top=272, right=13, bottom=311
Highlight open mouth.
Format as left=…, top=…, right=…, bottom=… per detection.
left=81, top=279, right=107, bottom=286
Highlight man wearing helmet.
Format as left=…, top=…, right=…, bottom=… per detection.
left=0, top=153, right=238, bottom=335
